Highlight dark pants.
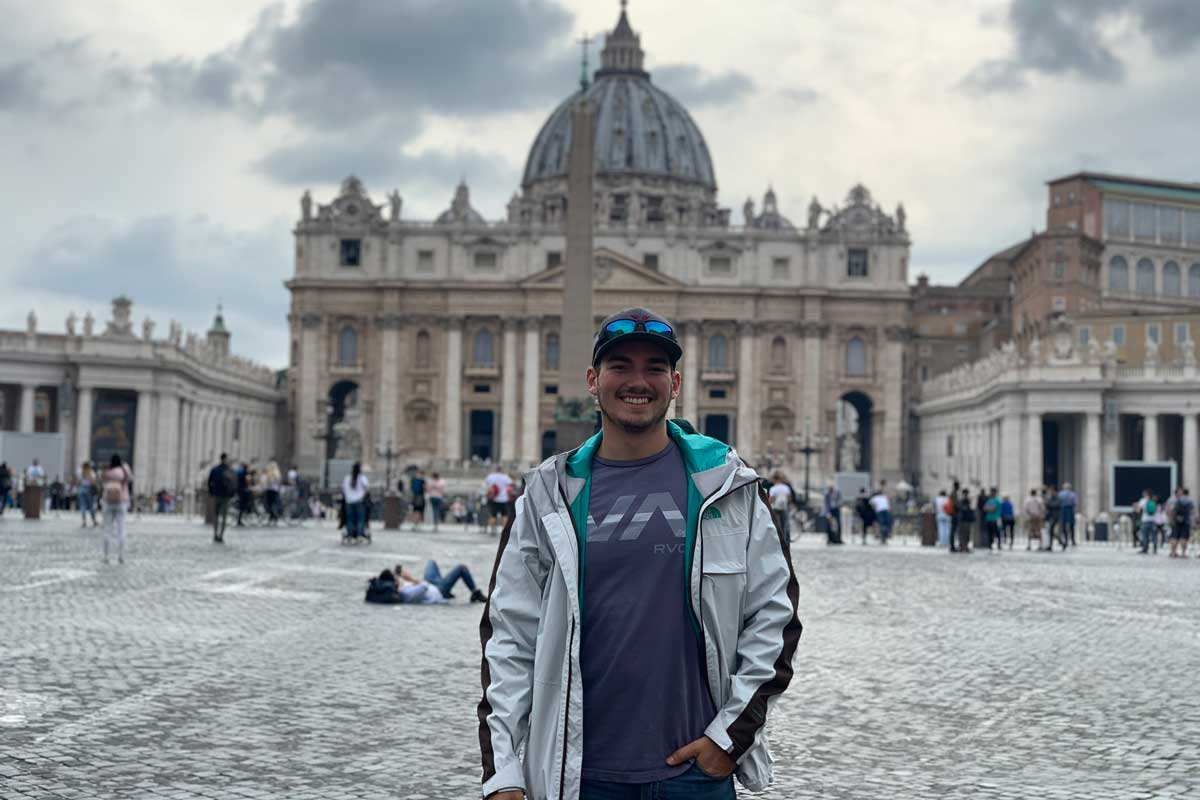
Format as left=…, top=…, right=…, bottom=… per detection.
left=1002, top=519, right=1014, bottom=547
left=423, top=561, right=477, bottom=598
left=345, top=501, right=367, bottom=538
left=957, top=519, right=972, bottom=552
left=986, top=520, right=1001, bottom=550
left=1061, top=510, right=1076, bottom=546
left=949, top=516, right=959, bottom=552
left=213, top=496, right=231, bottom=540
left=236, top=491, right=251, bottom=524
left=877, top=510, right=892, bottom=542
left=1047, top=515, right=1060, bottom=549
left=581, top=763, right=736, bottom=800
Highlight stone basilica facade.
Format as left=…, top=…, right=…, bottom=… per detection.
left=286, top=7, right=912, bottom=483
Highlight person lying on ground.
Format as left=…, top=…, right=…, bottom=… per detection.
left=395, top=561, right=487, bottom=603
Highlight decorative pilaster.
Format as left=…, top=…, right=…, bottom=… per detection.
left=75, top=387, right=94, bottom=466
left=736, top=321, right=758, bottom=459
left=376, top=313, right=402, bottom=454
left=1026, top=412, right=1043, bottom=490
left=442, top=317, right=464, bottom=462
left=156, top=392, right=180, bottom=490
left=297, top=312, right=323, bottom=476
left=500, top=319, right=520, bottom=463
left=521, top=317, right=541, bottom=465
left=1143, top=413, right=1159, bottom=461
left=1083, top=412, right=1101, bottom=520
left=681, top=321, right=700, bottom=426
left=18, top=384, right=35, bottom=433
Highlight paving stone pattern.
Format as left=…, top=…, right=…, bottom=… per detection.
left=1, top=514, right=1198, bottom=798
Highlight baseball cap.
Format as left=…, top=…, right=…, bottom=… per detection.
left=592, top=307, right=683, bottom=367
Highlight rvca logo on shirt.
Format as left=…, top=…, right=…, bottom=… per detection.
left=586, top=492, right=685, bottom=543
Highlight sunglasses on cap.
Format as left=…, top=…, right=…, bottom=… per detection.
left=601, top=318, right=676, bottom=339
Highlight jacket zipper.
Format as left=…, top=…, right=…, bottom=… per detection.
left=691, top=477, right=757, bottom=711
left=557, top=484, right=581, bottom=799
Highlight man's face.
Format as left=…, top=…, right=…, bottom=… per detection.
left=586, top=340, right=680, bottom=436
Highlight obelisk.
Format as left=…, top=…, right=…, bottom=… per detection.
left=554, top=55, right=597, bottom=451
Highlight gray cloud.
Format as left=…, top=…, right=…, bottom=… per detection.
left=0, top=59, right=40, bottom=109
left=963, top=0, right=1200, bottom=93
left=149, top=0, right=580, bottom=130
left=654, top=64, right=754, bottom=107
left=25, top=214, right=290, bottom=363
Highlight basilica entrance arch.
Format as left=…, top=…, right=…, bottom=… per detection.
left=836, top=391, right=873, bottom=475
left=469, top=409, right=495, bottom=461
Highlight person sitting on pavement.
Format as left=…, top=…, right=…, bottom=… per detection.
left=394, top=561, right=487, bottom=604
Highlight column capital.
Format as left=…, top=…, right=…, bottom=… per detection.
left=519, top=315, right=541, bottom=331
left=501, top=317, right=522, bottom=334
left=374, top=313, right=404, bottom=330
left=299, top=312, right=322, bottom=329
left=799, top=321, right=830, bottom=339
left=441, top=314, right=465, bottom=332
left=736, top=320, right=758, bottom=337
left=680, top=320, right=702, bottom=337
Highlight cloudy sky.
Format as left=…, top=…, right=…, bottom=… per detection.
left=4, top=0, right=1199, bottom=367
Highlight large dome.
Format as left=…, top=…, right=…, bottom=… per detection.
left=521, top=8, right=716, bottom=192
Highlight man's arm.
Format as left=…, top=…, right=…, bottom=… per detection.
left=478, top=494, right=548, bottom=799
left=702, top=484, right=802, bottom=762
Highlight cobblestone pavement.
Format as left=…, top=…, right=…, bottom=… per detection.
left=2, top=513, right=1198, bottom=799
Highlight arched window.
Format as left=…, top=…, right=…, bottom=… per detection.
left=472, top=329, right=495, bottom=366
left=1109, top=256, right=1129, bottom=291
left=707, top=334, right=728, bottom=370
left=338, top=326, right=358, bottom=365
left=1163, top=261, right=1181, bottom=295
left=415, top=330, right=431, bottom=368
left=544, top=333, right=560, bottom=371
left=1190, top=263, right=1200, bottom=299
left=846, top=337, right=866, bottom=377
left=1136, top=258, right=1155, bottom=295
left=770, top=336, right=787, bottom=372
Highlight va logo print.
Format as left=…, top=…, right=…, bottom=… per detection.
left=587, top=492, right=685, bottom=542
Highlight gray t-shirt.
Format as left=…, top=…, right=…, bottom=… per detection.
left=580, top=441, right=716, bottom=783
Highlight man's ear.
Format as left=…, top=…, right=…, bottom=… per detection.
left=586, top=365, right=599, bottom=396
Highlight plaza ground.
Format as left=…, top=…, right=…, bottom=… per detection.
left=1, top=514, right=1198, bottom=799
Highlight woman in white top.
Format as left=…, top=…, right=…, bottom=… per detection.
left=342, top=461, right=370, bottom=541
left=934, top=489, right=951, bottom=547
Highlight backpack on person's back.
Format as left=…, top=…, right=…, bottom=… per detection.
left=102, top=466, right=128, bottom=504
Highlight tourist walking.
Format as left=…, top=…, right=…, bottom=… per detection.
left=1169, top=487, right=1194, bottom=558
left=100, top=454, right=133, bottom=564
left=983, top=489, right=1002, bottom=551
left=957, top=488, right=974, bottom=553
left=1137, top=489, right=1158, bottom=554
left=342, top=462, right=370, bottom=542
left=479, top=307, right=801, bottom=800
left=1000, top=494, right=1015, bottom=549
left=823, top=483, right=843, bottom=544
left=0, top=462, right=12, bottom=516
left=1022, top=489, right=1044, bottom=550
left=207, top=453, right=236, bottom=543
left=483, top=467, right=513, bottom=534
left=768, top=472, right=793, bottom=544
left=1058, top=483, right=1078, bottom=546
left=78, top=461, right=99, bottom=527
left=428, top=471, right=446, bottom=531
left=856, top=487, right=874, bottom=544
left=1044, top=485, right=1062, bottom=551
left=870, top=485, right=892, bottom=544
left=935, top=489, right=952, bottom=549
left=409, top=469, right=426, bottom=530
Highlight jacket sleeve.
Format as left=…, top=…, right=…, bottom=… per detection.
left=704, top=484, right=802, bottom=761
left=478, top=493, right=549, bottom=798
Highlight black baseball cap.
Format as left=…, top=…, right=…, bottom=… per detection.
left=592, top=307, right=683, bottom=367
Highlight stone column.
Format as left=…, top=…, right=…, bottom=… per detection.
left=1143, top=413, right=1159, bottom=461
left=442, top=317, right=464, bottom=463
left=74, top=387, right=94, bottom=466
left=376, top=314, right=402, bottom=448
left=500, top=319, right=520, bottom=463
left=681, top=321, right=700, bottom=426
left=133, top=391, right=155, bottom=482
left=1026, top=412, right=1043, bottom=490
left=157, top=393, right=180, bottom=490
left=1184, top=413, right=1198, bottom=490
left=1000, top=414, right=1021, bottom=498
left=736, top=321, right=758, bottom=459
left=1083, top=412, right=1101, bottom=520
left=18, top=384, right=35, bottom=433
left=178, top=400, right=193, bottom=488
left=297, top=313, right=323, bottom=476
left=880, top=327, right=908, bottom=480
left=521, top=318, right=541, bottom=465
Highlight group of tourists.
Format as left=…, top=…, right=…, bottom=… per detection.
left=1133, top=487, right=1194, bottom=556
left=932, top=481, right=1075, bottom=553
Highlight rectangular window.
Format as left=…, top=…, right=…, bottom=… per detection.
left=340, top=239, right=362, bottom=267
left=1147, top=323, right=1160, bottom=344
left=1159, top=206, right=1182, bottom=245
left=847, top=248, right=869, bottom=277
left=643, top=253, right=659, bottom=270
left=1079, top=326, right=1090, bottom=347
left=709, top=388, right=728, bottom=399
left=473, top=384, right=491, bottom=394
left=473, top=251, right=498, bottom=270
left=1133, top=202, right=1156, bottom=241
left=1054, top=261, right=1066, bottom=280
left=645, top=196, right=665, bottom=224
left=416, top=249, right=434, bottom=272
left=708, top=256, right=733, bottom=274
left=546, top=251, right=562, bottom=269
left=610, top=194, right=628, bottom=224
left=1113, top=324, right=1126, bottom=346
left=543, top=384, right=558, bottom=395
left=772, top=257, right=790, bottom=279
left=1105, top=199, right=1130, bottom=238
left=1186, top=209, right=1200, bottom=245
left=1176, top=323, right=1190, bottom=343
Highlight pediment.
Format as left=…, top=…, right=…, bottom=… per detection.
left=520, top=247, right=685, bottom=289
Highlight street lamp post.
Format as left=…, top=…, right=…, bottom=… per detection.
left=795, top=417, right=829, bottom=505
left=311, top=400, right=343, bottom=491
left=376, top=433, right=400, bottom=493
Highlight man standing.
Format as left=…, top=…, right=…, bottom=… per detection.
left=983, top=489, right=1001, bottom=552
left=768, top=473, right=793, bottom=544
left=1169, top=487, right=1194, bottom=558
left=428, top=471, right=447, bottom=531
left=207, top=453, right=235, bottom=543
left=409, top=469, right=427, bottom=531
left=483, top=467, right=513, bottom=534
left=1138, top=489, right=1158, bottom=554
left=1043, top=485, right=1062, bottom=551
left=823, top=483, right=843, bottom=545
left=1058, top=483, right=1078, bottom=547
left=479, top=308, right=802, bottom=800
left=870, top=484, right=892, bottom=544
left=1022, top=489, right=1043, bottom=551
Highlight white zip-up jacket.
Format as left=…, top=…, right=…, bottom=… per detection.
left=479, top=421, right=802, bottom=799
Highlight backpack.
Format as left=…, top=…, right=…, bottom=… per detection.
left=487, top=482, right=499, bottom=501
left=943, top=497, right=954, bottom=516
left=102, top=467, right=127, bottom=504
